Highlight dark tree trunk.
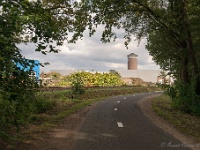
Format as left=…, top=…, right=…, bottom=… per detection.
left=181, top=0, right=200, bottom=95
left=181, top=56, right=189, bottom=84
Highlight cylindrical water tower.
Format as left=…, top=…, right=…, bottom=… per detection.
left=127, top=53, right=138, bottom=70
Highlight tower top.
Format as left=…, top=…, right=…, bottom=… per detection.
left=127, top=53, right=138, bottom=58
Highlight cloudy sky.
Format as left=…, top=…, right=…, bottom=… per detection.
left=19, top=26, right=160, bottom=73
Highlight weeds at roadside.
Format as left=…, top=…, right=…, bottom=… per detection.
left=152, top=95, right=200, bottom=142
left=1, top=86, right=160, bottom=148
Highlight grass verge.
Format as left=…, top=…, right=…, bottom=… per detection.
left=1, top=86, right=160, bottom=148
left=152, top=95, right=200, bottom=142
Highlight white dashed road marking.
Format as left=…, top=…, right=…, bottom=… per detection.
left=117, top=122, right=124, bottom=128
left=114, top=108, right=117, bottom=111
left=117, top=101, right=120, bottom=103
left=155, top=91, right=163, bottom=93
left=124, top=97, right=126, bottom=99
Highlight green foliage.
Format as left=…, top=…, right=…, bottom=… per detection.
left=70, top=73, right=86, bottom=95
left=0, top=87, right=36, bottom=138
left=0, top=87, right=57, bottom=140
left=59, top=76, right=71, bottom=86
left=59, top=71, right=123, bottom=97
left=33, top=98, right=56, bottom=114
left=60, top=71, right=123, bottom=87
left=0, top=0, right=75, bottom=139
left=165, top=86, right=177, bottom=100
left=162, top=80, right=200, bottom=115
left=171, top=82, right=200, bottom=115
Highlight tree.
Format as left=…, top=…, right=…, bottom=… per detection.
left=146, top=30, right=180, bottom=79
left=71, top=0, right=200, bottom=114
left=0, top=0, right=76, bottom=137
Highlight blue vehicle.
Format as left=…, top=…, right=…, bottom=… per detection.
left=16, top=59, right=40, bottom=80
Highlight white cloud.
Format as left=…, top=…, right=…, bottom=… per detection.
left=19, top=26, right=160, bottom=73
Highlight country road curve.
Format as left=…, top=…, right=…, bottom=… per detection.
left=72, top=92, right=191, bottom=150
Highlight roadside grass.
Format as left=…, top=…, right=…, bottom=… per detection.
left=20, top=97, right=103, bottom=143
left=27, top=86, right=154, bottom=131
left=3, top=86, right=160, bottom=147
left=152, top=95, right=200, bottom=142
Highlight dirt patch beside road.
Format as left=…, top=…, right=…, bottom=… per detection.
left=16, top=103, right=96, bottom=150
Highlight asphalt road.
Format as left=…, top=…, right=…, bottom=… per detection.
left=72, top=92, right=191, bottom=150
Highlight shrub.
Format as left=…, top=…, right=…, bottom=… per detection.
left=60, top=71, right=123, bottom=87
left=33, top=98, right=56, bottom=114
left=0, top=88, right=35, bottom=138
left=70, top=74, right=86, bottom=96
left=0, top=63, right=40, bottom=139
left=163, top=81, right=200, bottom=115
